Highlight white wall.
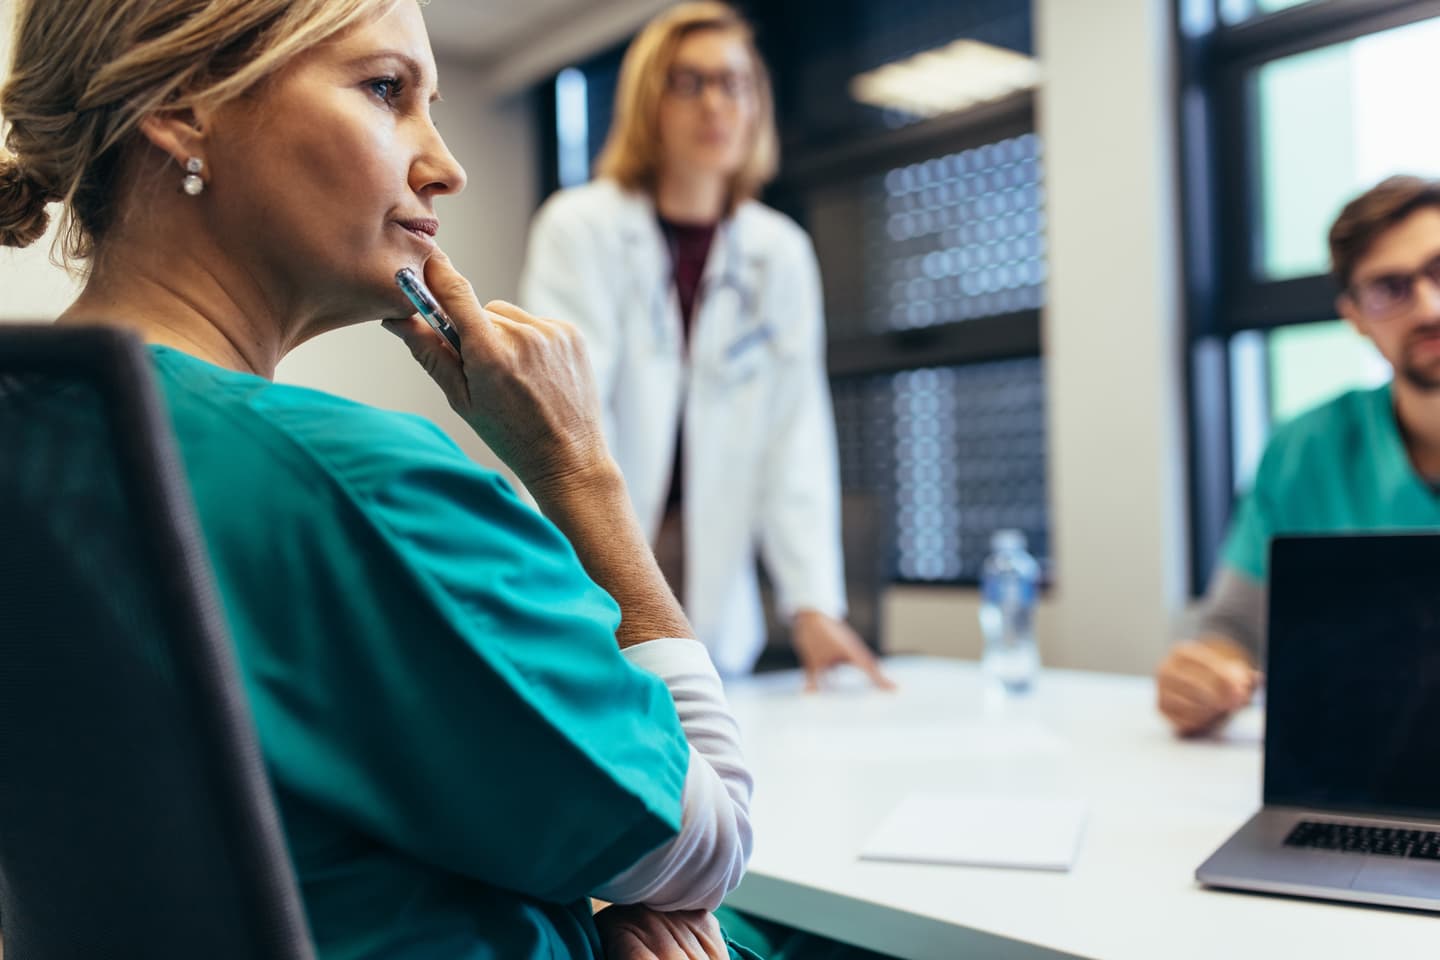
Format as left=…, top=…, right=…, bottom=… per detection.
left=1040, top=0, right=1188, bottom=672
left=0, top=2, right=82, bottom=319
left=0, top=228, right=80, bottom=320
left=884, top=0, right=1188, bottom=676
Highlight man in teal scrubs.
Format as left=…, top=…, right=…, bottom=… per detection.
left=1158, top=176, right=1440, bottom=736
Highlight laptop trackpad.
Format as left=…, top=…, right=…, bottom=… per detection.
left=1352, top=858, right=1440, bottom=896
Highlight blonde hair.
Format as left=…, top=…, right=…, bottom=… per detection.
left=594, top=1, right=778, bottom=218
left=0, top=0, right=394, bottom=264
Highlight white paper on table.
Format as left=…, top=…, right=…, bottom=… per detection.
left=860, top=791, right=1088, bottom=872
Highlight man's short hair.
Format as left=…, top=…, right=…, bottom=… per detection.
left=1329, top=175, right=1440, bottom=290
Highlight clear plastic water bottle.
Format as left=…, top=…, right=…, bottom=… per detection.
left=979, top=529, right=1041, bottom=695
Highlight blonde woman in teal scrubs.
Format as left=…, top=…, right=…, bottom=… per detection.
left=0, top=1, right=757, bottom=957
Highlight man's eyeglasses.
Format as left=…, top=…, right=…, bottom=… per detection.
left=1349, top=254, right=1440, bottom=319
left=666, top=68, right=754, bottom=100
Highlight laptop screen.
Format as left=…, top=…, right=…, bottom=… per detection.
left=1265, top=533, right=1440, bottom=818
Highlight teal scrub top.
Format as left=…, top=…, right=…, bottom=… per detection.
left=148, top=346, right=693, bottom=959
left=1222, top=383, right=1440, bottom=581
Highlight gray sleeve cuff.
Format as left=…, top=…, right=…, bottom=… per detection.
left=1195, top=566, right=1267, bottom=663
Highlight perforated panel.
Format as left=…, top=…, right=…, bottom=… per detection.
left=864, top=134, right=1045, bottom=333
left=834, top=356, right=1048, bottom=584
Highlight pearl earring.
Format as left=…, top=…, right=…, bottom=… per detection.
left=182, top=157, right=204, bottom=196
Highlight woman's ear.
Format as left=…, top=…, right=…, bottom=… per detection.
left=136, top=107, right=210, bottom=169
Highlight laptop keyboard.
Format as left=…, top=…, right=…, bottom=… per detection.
left=1285, top=820, right=1440, bottom=859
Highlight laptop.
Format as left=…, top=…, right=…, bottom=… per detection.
left=1196, top=532, right=1440, bottom=911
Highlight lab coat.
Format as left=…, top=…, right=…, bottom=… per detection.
left=519, top=178, right=846, bottom=675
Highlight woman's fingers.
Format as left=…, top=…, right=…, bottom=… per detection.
left=671, top=909, right=727, bottom=959
left=387, top=253, right=609, bottom=489
left=609, top=928, right=661, bottom=960
left=380, top=315, right=465, bottom=398
left=421, top=248, right=477, bottom=318
left=418, top=248, right=503, bottom=357
left=595, top=906, right=728, bottom=960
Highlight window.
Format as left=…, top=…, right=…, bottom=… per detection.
left=1252, top=17, right=1440, bottom=281
left=1226, top=320, right=1390, bottom=490
left=1266, top=321, right=1387, bottom=425
left=1219, top=0, right=1317, bottom=25
left=537, top=46, right=623, bottom=196
left=1179, top=0, right=1436, bottom=590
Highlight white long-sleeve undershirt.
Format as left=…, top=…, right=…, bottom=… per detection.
left=594, top=638, right=754, bottom=912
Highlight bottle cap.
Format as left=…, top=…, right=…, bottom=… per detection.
left=990, top=529, right=1027, bottom=552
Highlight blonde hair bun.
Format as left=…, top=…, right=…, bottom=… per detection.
left=0, top=155, right=52, bottom=249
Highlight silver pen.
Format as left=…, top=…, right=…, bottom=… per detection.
left=395, top=266, right=461, bottom=352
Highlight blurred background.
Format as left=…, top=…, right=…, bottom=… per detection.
left=3, top=0, right=1434, bottom=675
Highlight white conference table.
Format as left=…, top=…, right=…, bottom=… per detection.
left=722, top=657, right=1437, bottom=959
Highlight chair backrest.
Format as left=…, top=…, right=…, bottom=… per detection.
left=0, top=325, right=315, bottom=959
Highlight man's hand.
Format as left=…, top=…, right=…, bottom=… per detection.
left=791, top=611, right=895, bottom=692
left=1156, top=634, right=1259, bottom=736
left=594, top=904, right=728, bottom=960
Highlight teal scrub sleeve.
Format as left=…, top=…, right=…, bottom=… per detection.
left=226, top=409, right=690, bottom=905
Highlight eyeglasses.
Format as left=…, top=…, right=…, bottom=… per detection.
left=666, top=67, right=755, bottom=101
left=1349, top=254, right=1440, bottom=319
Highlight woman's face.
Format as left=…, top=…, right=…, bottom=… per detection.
left=202, top=0, right=465, bottom=329
left=656, top=28, right=759, bottom=183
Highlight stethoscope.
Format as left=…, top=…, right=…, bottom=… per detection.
left=648, top=220, right=773, bottom=373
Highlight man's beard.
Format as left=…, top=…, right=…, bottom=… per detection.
left=1399, top=324, right=1440, bottom=392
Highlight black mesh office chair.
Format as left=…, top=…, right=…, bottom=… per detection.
left=0, top=325, right=315, bottom=959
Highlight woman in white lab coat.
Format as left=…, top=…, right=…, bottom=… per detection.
left=520, top=1, right=891, bottom=688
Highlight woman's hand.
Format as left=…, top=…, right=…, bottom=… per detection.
left=386, top=248, right=694, bottom=647
left=594, top=904, right=729, bottom=960
left=791, top=611, right=895, bottom=692
left=382, top=248, right=609, bottom=495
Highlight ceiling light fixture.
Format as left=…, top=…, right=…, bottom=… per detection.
left=850, top=39, right=1041, bottom=120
